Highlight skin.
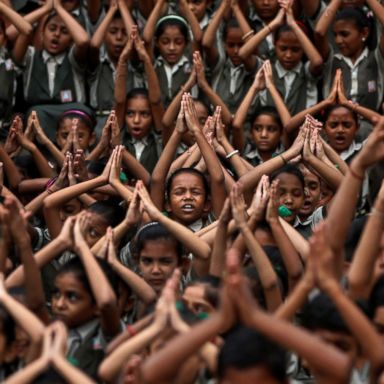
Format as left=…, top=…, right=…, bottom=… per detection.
left=182, top=284, right=215, bottom=315
left=373, top=307, right=384, bottom=344
left=125, top=96, right=153, bottom=140
left=333, top=20, right=368, bottom=63
left=138, top=239, right=179, bottom=294
left=56, top=118, right=96, bottom=151
left=187, top=0, right=209, bottom=22
left=221, top=366, right=286, bottom=384
left=324, top=107, right=358, bottom=154
left=224, top=27, right=244, bottom=67
left=250, top=114, right=282, bottom=160
left=83, top=211, right=109, bottom=248
left=251, top=0, right=279, bottom=23
left=61, top=0, right=80, bottom=12
left=167, top=172, right=210, bottom=225
left=275, top=30, right=304, bottom=71
left=51, top=272, right=97, bottom=328
left=274, top=172, right=305, bottom=224
left=104, top=18, right=128, bottom=65
left=156, top=25, right=187, bottom=66
left=42, top=15, right=73, bottom=56
left=299, top=167, right=321, bottom=219
left=181, top=101, right=209, bottom=146
left=59, top=199, right=83, bottom=222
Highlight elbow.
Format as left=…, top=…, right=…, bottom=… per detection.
left=98, top=360, right=114, bottom=383
left=77, top=37, right=89, bottom=52
left=314, top=29, right=326, bottom=41
left=22, top=23, right=33, bottom=37
left=99, top=295, right=118, bottom=313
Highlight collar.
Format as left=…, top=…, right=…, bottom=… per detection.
left=188, top=218, right=204, bottom=232
left=71, top=7, right=80, bottom=17
left=245, top=143, right=284, bottom=161
left=199, top=14, right=209, bottom=29
left=100, top=48, right=116, bottom=70
left=69, top=318, right=99, bottom=342
left=334, top=47, right=369, bottom=69
left=275, top=60, right=302, bottom=79
left=340, top=140, right=364, bottom=161
left=155, top=55, right=189, bottom=69
left=42, top=50, right=66, bottom=65
left=249, top=9, right=264, bottom=24
left=128, top=135, right=150, bottom=145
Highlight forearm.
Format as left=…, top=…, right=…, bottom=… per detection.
left=180, top=3, right=202, bottom=43
left=118, top=0, right=134, bottom=33
left=121, top=149, right=150, bottom=185
left=114, top=59, right=128, bottom=105
left=53, top=356, right=96, bottom=384
left=239, top=25, right=269, bottom=60
left=267, top=84, right=291, bottom=127
left=143, top=58, right=162, bottom=105
left=0, top=146, right=22, bottom=189
left=366, top=0, right=384, bottom=26
left=0, top=2, right=32, bottom=35
left=90, top=7, right=115, bottom=50
left=43, top=140, right=65, bottom=166
left=5, top=357, right=47, bottom=384
left=29, top=146, right=55, bottom=178
left=314, top=0, right=342, bottom=37
left=232, top=4, right=252, bottom=34
left=110, top=260, right=156, bottom=304
left=142, top=0, right=164, bottom=45
left=278, top=217, right=309, bottom=260
left=322, top=140, right=348, bottom=174
left=209, top=220, right=228, bottom=278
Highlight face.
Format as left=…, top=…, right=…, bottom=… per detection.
left=251, top=0, right=279, bottom=22
left=325, top=107, right=358, bottom=153
left=221, top=366, right=283, bottom=384
left=224, top=27, right=243, bottom=67
left=43, top=15, right=73, bottom=55
left=333, top=20, right=367, bottom=61
left=105, top=18, right=128, bottom=63
left=299, top=168, right=321, bottom=218
left=59, top=199, right=83, bottom=222
left=56, top=118, right=95, bottom=150
left=139, top=239, right=179, bottom=293
left=156, top=25, right=187, bottom=65
left=125, top=96, right=152, bottom=139
left=275, top=31, right=303, bottom=70
left=187, top=0, right=208, bottom=22
left=168, top=172, right=209, bottom=225
left=52, top=272, right=96, bottom=328
left=83, top=211, right=109, bottom=248
left=251, top=114, right=281, bottom=154
left=183, top=284, right=215, bottom=315
left=275, top=172, right=304, bottom=223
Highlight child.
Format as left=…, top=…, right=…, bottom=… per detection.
left=12, top=0, right=89, bottom=118
left=239, top=1, right=323, bottom=116
left=202, top=0, right=257, bottom=114
left=143, top=10, right=193, bottom=106
left=315, top=4, right=384, bottom=112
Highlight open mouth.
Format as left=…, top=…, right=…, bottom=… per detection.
left=181, top=204, right=195, bottom=213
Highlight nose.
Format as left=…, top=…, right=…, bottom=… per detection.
left=55, top=295, right=66, bottom=309
left=283, top=194, right=293, bottom=206
left=151, top=263, right=161, bottom=274
left=169, top=41, right=175, bottom=51
left=335, top=123, right=345, bottom=132
left=261, top=128, right=268, bottom=138
left=133, top=113, right=140, bottom=124
left=116, top=30, right=123, bottom=41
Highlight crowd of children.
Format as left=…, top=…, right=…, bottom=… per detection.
left=0, top=0, right=384, bottom=382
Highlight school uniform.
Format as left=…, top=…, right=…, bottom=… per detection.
left=293, top=206, right=326, bottom=239
left=67, top=319, right=123, bottom=380
left=248, top=8, right=275, bottom=60
left=154, top=55, right=192, bottom=106
left=122, top=130, right=162, bottom=173
left=257, top=60, right=318, bottom=116
left=89, top=48, right=145, bottom=136
left=212, top=57, right=256, bottom=114
left=243, top=142, right=284, bottom=167
left=22, top=46, right=86, bottom=107
left=323, top=47, right=384, bottom=112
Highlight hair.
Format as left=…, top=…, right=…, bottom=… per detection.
left=43, top=11, right=59, bottom=30
left=87, top=200, right=126, bottom=228
left=155, top=15, right=189, bottom=42
left=270, top=164, right=305, bottom=189
left=223, top=18, right=240, bottom=40
left=301, top=293, right=350, bottom=333
left=335, top=7, right=375, bottom=50
left=250, top=106, right=283, bottom=131
left=274, top=24, right=294, bottom=43
left=126, top=87, right=149, bottom=102
left=132, top=222, right=184, bottom=262
left=218, top=326, right=287, bottom=382
left=323, top=104, right=359, bottom=126
left=57, top=109, right=95, bottom=132
left=166, top=168, right=210, bottom=202
left=55, top=257, right=120, bottom=301
left=0, top=305, right=15, bottom=347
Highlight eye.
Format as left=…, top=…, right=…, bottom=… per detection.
left=51, top=289, right=60, bottom=299
left=89, top=228, right=100, bottom=239
left=68, top=292, right=78, bottom=302
left=140, top=257, right=152, bottom=265
left=126, top=111, right=134, bottom=117
left=160, top=258, right=173, bottom=265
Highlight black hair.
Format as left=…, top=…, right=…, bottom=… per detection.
left=132, top=222, right=184, bottom=262
left=57, top=109, right=95, bottom=133
left=185, top=277, right=220, bottom=309
left=55, top=257, right=120, bottom=300
left=250, top=106, right=283, bottom=131
left=155, top=16, right=189, bottom=42
left=13, top=153, right=40, bottom=179
left=323, top=104, right=358, bottom=126
left=126, top=87, right=149, bottom=101
left=166, top=168, right=210, bottom=202
left=335, top=7, right=375, bottom=50
left=223, top=18, right=240, bottom=40
left=270, top=164, right=305, bottom=189
left=218, top=326, right=287, bottom=382
left=87, top=200, right=125, bottom=228
left=87, top=159, right=106, bottom=176
left=0, top=305, right=15, bottom=347
left=43, top=11, right=59, bottom=30
left=301, top=293, right=350, bottom=334
left=274, top=24, right=294, bottom=43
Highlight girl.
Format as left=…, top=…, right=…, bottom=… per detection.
left=315, top=2, right=384, bottom=112
left=143, top=4, right=195, bottom=106
left=114, top=29, right=163, bottom=173
left=239, top=1, right=323, bottom=115
left=202, top=0, right=256, bottom=114
left=12, top=0, right=89, bottom=109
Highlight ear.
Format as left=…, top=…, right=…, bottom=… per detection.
left=165, top=199, right=172, bottom=214
left=179, top=256, right=191, bottom=276
left=362, top=26, right=370, bottom=40
left=202, top=198, right=211, bottom=214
